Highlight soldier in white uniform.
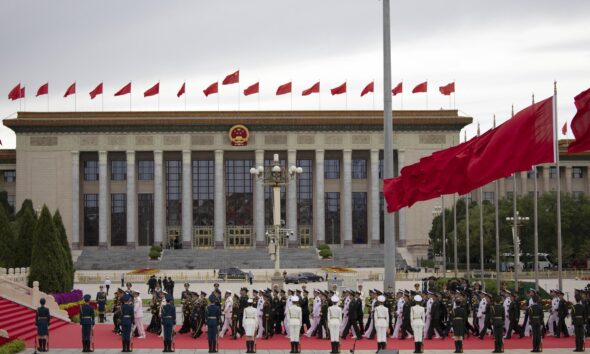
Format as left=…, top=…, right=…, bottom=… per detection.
left=391, top=290, right=405, bottom=338
left=374, top=295, right=390, bottom=352
left=256, top=289, right=265, bottom=338
left=363, top=290, right=378, bottom=338
left=287, top=296, right=302, bottom=354
left=477, top=293, right=488, bottom=336
left=284, top=290, right=294, bottom=337
left=339, top=290, right=351, bottom=337
left=548, top=289, right=559, bottom=336
left=305, top=290, right=322, bottom=337
left=502, top=291, right=511, bottom=338
left=328, top=295, right=342, bottom=353
left=243, top=299, right=258, bottom=353
left=411, top=295, right=425, bottom=354
left=423, top=292, right=433, bottom=339
left=220, top=290, right=233, bottom=338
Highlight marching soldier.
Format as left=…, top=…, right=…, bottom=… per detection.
left=112, top=288, right=123, bottom=334
left=96, top=285, right=107, bottom=323
left=573, top=293, right=587, bottom=352
left=402, top=291, right=414, bottom=339
left=317, top=291, right=329, bottom=339
left=529, top=295, right=544, bottom=352
left=423, top=291, right=433, bottom=340
left=120, top=293, right=135, bottom=352
left=428, top=293, right=445, bottom=339
left=206, top=295, right=221, bottom=353
left=146, top=289, right=163, bottom=334
left=392, top=290, right=405, bottom=338
left=263, top=291, right=273, bottom=339
left=243, top=298, right=258, bottom=353
left=506, top=291, right=523, bottom=339
left=328, top=295, right=342, bottom=354
left=161, top=293, right=176, bottom=352
left=556, top=290, right=570, bottom=338
left=178, top=285, right=193, bottom=334
left=339, top=290, right=351, bottom=338
left=548, top=289, right=559, bottom=336
left=342, top=290, right=361, bottom=339
left=80, top=294, right=95, bottom=353
left=299, top=289, right=311, bottom=334
left=231, top=294, right=241, bottom=339
left=305, top=289, right=322, bottom=337
left=239, top=288, right=249, bottom=337
left=492, top=295, right=505, bottom=353
left=452, top=296, right=466, bottom=353
left=363, top=290, right=376, bottom=338
left=35, top=298, right=50, bottom=352
left=287, top=296, right=303, bottom=353
left=220, top=291, right=233, bottom=338
left=411, top=294, right=425, bottom=354
left=478, top=292, right=491, bottom=339
left=374, top=295, right=390, bottom=352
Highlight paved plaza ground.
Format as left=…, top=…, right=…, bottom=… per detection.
left=18, top=350, right=577, bottom=354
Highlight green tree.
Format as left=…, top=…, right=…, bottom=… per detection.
left=0, top=191, right=14, bottom=219
left=0, top=205, right=16, bottom=267
left=13, top=207, right=36, bottom=267
left=53, top=209, right=74, bottom=290
left=15, top=199, right=36, bottom=220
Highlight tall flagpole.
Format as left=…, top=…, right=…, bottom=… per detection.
left=382, top=0, right=396, bottom=293
left=479, top=187, right=484, bottom=290
left=511, top=105, right=520, bottom=292
left=184, top=80, right=187, bottom=111
left=442, top=195, right=446, bottom=275
left=465, top=130, right=470, bottom=278
left=453, top=193, right=458, bottom=278
left=74, top=81, right=77, bottom=112
left=493, top=115, right=501, bottom=294
left=553, top=81, right=563, bottom=291
left=158, top=80, right=160, bottom=111
left=533, top=165, right=539, bottom=291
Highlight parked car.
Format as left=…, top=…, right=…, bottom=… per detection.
left=397, top=265, right=421, bottom=273
left=285, top=272, right=324, bottom=284
left=218, top=267, right=247, bottom=280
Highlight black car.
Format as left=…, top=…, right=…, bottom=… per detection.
left=218, top=267, right=247, bottom=280
left=285, top=272, right=324, bottom=284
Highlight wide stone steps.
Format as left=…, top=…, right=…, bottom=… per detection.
left=0, top=297, right=69, bottom=342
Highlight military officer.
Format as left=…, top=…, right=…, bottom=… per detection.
left=452, top=296, right=466, bottom=353
left=239, top=287, right=249, bottom=337
left=299, top=289, right=311, bottom=334
left=492, top=295, right=505, bottom=353
left=220, top=290, right=234, bottom=338
left=96, top=285, right=107, bottom=323
left=411, top=294, right=425, bottom=353
left=374, top=295, right=390, bottom=352
left=328, top=295, right=342, bottom=354
left=506, top=291, right=523, bottom=339
left=573, top=293, right=587, bottom=352
left=35, top=298, right=50, bottom=352
left=529, top=295, right=544, bottom=352
left=243, top=298, right=258, bottom=353
left=80, top=294, right=95, bottom=353
left=287, top=296, right=303, bottom=353
left=206, top=296, right=221, bottom=353
left=162, top=293, right=176, bottom=352
left=556, top=290, right=570, bottom=338
left=121, top=293, right=135, bottom=352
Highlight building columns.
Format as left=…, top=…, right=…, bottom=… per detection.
left=520, top=171, right=528, bottom=196
left=182, top=150, right=193, bottom=248
left=369, top=149, right=380, bottom=246
left=254, top=150, right=265, bottom=247
left=98, top=151, right=108, bottom=248
left=126, top=151, right=137, bottom=248
left=287, top=149, right=298, bottom=245
left=214, top=150, right=225, bottom=248
left=342, top=149, right=352, bottom=246
left=71, top=151, right=80, bottom=249
left=153, top=150, right=164, bottom=245
left=565, top=166, right=573, bottom=194
left=314, top=149, right=325, bottom=245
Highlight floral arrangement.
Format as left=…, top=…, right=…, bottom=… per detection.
left=320, top=267, right=356, bottom=273
left=52, top=289, right=83, bottom=305
left=127, top=268, right=160, bottom=275
left=59, top=300, right=97, bottom=320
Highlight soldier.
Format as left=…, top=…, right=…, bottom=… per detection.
left=402, top=291, right=414, bottom=339
left=206, top=295, right=221, bottom=353
left=161, top=293, right=176, bottom=352
left=342, top=291, right=361, bottom=339
left=239, top=288, right=250, bottom=337
left=501, top=291, right=511, bottom=337
left=318, top=291, right=330, bottom=339
left=305, top=289, right=322, bottom=337
left=374, top=295, right=390, bottom=352
left=392, top=290, right=405, bottom=338
left=220, top=290, right=233, bottom=338
left=573, top=293, right=587, bottom=352
left=191, top=292, right=208, bottom=338
left=452, top=296, right=466, bottom=353
left=491, top=295, right=505, bottom=353
left=529, top=295, right=544, bottom=352
left=112, top=288, right=123, bottom=334
left=80, top=294, right=95, bottom=353
left=428, top=293, right=445, bottom=339
left=363, top=290, right=376, bottom=338
left=506, top=291, right=523, bottom=339
left=147, top=289, right=163, bottom=334
left=256, top=289, right=265, bottom=338
left=284, top=290, right=294, bottom=337
left=328, top=295, right=342, bottom=354
left=231, top=294, right=241, bottom=339
left=423, top=291, right=433, bottom=340
left=120, top=293, right=135, bottom=352
left=96, top=285, right=107, bottom=323
left=548, top=289, right=559, bottom=335
left=132, top=290, right=146, bottom=339
left=340, top=290, right=351, bottom=338
left=262, top=291, right=273, bottom=339
left=243, top=298, right=258, bottom=353
left=179, top=284, right=193, bottom=333
left=478, top=292, right=491, bottom=339
left=35, top=298, right=50, bottom=352
left=287, top=296, right=303, bottom=353
left=299, top=289, right=311, bottom=333
left=411, top=294, right=425, bottom=354
left=556, top=290, right=570, bottom=338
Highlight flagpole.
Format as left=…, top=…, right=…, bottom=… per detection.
left=184, top=81, right=187, bottom=111
left=238, top=70, right=241, bottom=112
left=318, top=79, right=321, bottom=110
left=217, top=80, right=220, bottom=112
left=453, top=193, right=457, bottom=278
left=553, top=81, right=563, bottom=291
left=47, top=81, right=50, bottom=111
left=290, top=80, right=293, bottom=111
left=130, top=80, right=132, bottom=112
left=493, top=115, right=500, bottom=294
left=74, top=81, right=77, bottom=112
left=257, top=80, right=260, bottom=111
left=101, top=81, right=104, bottom=112
left=442, top=195, right=446, bottom=275
left=372, top=78, right=375, bottom=110
left=531, top=95, right=539, bottom=292
left=345, top=80, right=348, bottom=110
left=400, top=80, right=404, bottom=110
left=479, top=187, right=484, bottom=290
left=158, top=80, right=160, bottom=112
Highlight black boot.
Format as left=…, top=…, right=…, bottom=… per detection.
left=296, top=342, right=301, bottom=353
left=290, top=342, right=295, bottom=353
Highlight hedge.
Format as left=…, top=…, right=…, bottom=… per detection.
left=0, top=339, right=25, bottom=354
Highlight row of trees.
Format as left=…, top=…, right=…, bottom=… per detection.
left=428, top=193, right=590, bottom=268
left=0, top=193, right=74, bottom=293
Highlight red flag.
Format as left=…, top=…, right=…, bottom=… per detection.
left=36, top=83, right=48, bottom=97
left=276, top=82, right=292, bottom=96
left=20, top=87, right=25, bottom=98
left=568, top=88, right=590, bottom=153
left=360, top=81, right=374, bottom=97
left=177, top=82, right=186, bottom=98
left=243, top=82, right=259, bottom=96
left=114, top=82, right=131, bottom=96
left=562, top=122, right=568, bottom=135
left=439, top=82, right=455, bottom=95
left=64, top=82, right=76, bottom=98
left=330, top=82, right=346, bottom=96
left=392, top=82, right=403, bottom=96
left=222, top=70, right=239, bottom=85
left=144, top=82, right=159, bottom=97
left=89, top=83, right=103, bottom=99
left=8, top=84, right=21, bottom=100
left=412, top=81, right=427, bottom=93
left=203, top=82, right=218, bottom=97
left=302, top=82, right=320, bottom=96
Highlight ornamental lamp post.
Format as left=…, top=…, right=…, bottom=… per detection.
left=506, top=210, right=529, bottom=292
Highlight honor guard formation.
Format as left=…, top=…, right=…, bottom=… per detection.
left=33, top=280, right=590, bottom=353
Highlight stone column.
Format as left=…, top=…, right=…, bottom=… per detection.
left=71, top=151, right=80, bottom=249
left=499, top=177, right=506, bottom=199
left=370, top=149, right=380, bottom=246
left=314, top=149, right=325, bottom=245
left=126, top=151, right=137, bottom=248
left=214, top=150, right=225, bottom=248
left=565, top=166, right=573, bottom=194
left=287, top=149, right=298, bottom=246
left=342, top=149, right=352, bottom=246
left=254, top=150, right=265, bottom=247
left=520, top=172, right=528, bottom=197
left=154, top=150, right=164, bottom=244
left=98, top=151, right=108, bottom=248
left=543, top=167, right=550, bottom=193
left=182, top=150, right=193, bottom=248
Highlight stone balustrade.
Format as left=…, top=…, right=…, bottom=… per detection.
left=0, top=279, right=70, bottom=322
left=0, top=267, right=29, bottom=284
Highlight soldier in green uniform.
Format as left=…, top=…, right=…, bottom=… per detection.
left=35, top=298, right=50, bottom=352
left=573, top=293, right=587, bottom=352
left=318, top=291, right=329, bottom=339
left=96, top=285, right=107, bottom=323
left=452, top=296, right=466, bottom=353
left=491, top=295, right=505, bottom=353
left=506, top=291, right=523, bottom=339
left=112, top=288, right=123, bottom=334
left=231, top=293, right=241, bottom=339
left=120, top=293, right=135, bottom=352
left=80, top=294, right=95, bottom=353
left=161, top=293, right=176, bottom=352
left=529, top=295, right=544, bottom=353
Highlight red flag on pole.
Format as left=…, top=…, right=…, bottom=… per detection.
left=439, top=82, right=455, bottom=95
left=114, top=82, right=131, bottom=96
left=562, top=122, right=568, bottom=135
left=361, top=81, right=374, bottom=97
left=8, top=84, right=21, bottom=100
left=330, top=82, right=346, bottom=96
left=203, top=82, right=218, bottom=97
left=222, top=70, right=240, bottom=85
left=243, top=82, right=259, bottom=96
left=412, top=81, right=427, bottom=93
left=89, top=83, right=103, bottom=99
left=567, top=88, right=590, bottom=153
left=64, top=82, right=76, bottom=98
left=144, top=82, right=159, bottom=97
left=392, top=82, right=403, bottom=96
left=177, top=82, right=186, bottom=97
left=20, top=87, right=25, bottom=98
left=302, top=82, right=320, bottom=96
left=276, top=82, right=292, bottom=96
left=36, top=83, right=48, bottom=97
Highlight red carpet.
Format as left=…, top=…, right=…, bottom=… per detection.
left=0, top=297, right=69, bottom=342
left=25, top=323, right=585, bottom=350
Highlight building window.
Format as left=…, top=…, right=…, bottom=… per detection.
left=3, top=170, right=15, bottom=182
left=325, top=192, right=340, bottom=244
left=6, top=195, right=15, bottom=215
left=324, top=159, right=340, bottom=179
left=138, top=160, right=154, bottom=180
left=111, top=160, right=126, bottom=180
left=83, top=194, right=99, bottom=246
left=111, top=193, right=126, bottom=246
left=225, top=159, right=253, bottom=225
left=193, top=160, right=215, bottom=226
left=573, top=167, right=584, bottom=179
left=379, top=159, right=384, bottom=179
left=297, top=159, right=313, bottom=226
left=573, top=191, right=584, bottom=199
left=166, top=160, right=182, bottom=226
left=352, top=192, right=368, bottom=244
left=84, top=160, right=99, bottom=181
left=549, top=166, right=557, bottom=179
left=138, top=193, right=154, bottom=246
left=483, top=192, right=495, bottom=203
left=527, top=168, right=539, bottom=179
left=264, top=159, right=286, bottom=225
left=352, top=159, right=367, bottom=179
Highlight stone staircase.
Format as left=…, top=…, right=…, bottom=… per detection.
left=0, top=297, right=69, bottom=342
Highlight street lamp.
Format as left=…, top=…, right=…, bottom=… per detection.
left=432, top=205, right=445, bottom=274
left=250, top=153, right=303, bottom=288
left=506, top=210, right=529, bottom=292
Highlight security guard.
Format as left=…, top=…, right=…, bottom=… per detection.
left=80, top=294, right=95, bottom=353
left=529, top=295, right=544, bottom=353
left=573, top=293, right=587, bottom=352
left=35, top=298, right=50, bottom=352
left=452, top=296, right=466, bottom=353
left=96, top=285, right=107, bottom=323
left=491, top=295, right=505, bottom=353
left=162, top=293, right=176, bottom=352
left=328, top=295, right=342, bottom=354
left=374, top=295, right=390, bottom=352
left=206, top=296, right=221, bottom=353
left=121, top=293, right=135, bottom=352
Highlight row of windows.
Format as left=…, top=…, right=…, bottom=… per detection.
left=525, top=167, right=585, bottom=179
left=481, top=190, right=587, bottom=203
left=3, top=171, right=16, bottom=182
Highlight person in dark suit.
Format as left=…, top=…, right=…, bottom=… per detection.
left=162, top=293, right=176, bottom=352
left=207, top=296, right=222, bottom=353
left=80, top=294, right=95, bottom=353
left=573, top=293, right=587, bottom=352
left=121, top=294, right=135, bottom=352
left=35, top=298, right=50, bottom=352
left=529, top=295, right=544, bottom=353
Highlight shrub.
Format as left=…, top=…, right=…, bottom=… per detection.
left=317, top=244, right=330, bottom=251
left=53, top=210, right=74, bottom=290
left=149, top=249, right=161, bottom=260
left=0, top=205, right=16, bottom=268
left=13, top=207, right=35, bottom=268
left=151, top=245, right=163, bottom=253
left=0, top=339, right=25, bottom=354
left=319, top=248, right=332, bottom=259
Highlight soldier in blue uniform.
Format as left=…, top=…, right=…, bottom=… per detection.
left=162, top=293, right=176, bottom=352
left=121, top=293, right=135, bottom=352
left=96, top=285, right=107, bottom=323
left=80, top=294, right=95, bottom=353
left=35, top=298, right=50, bottom=352
left=207, top=296, right=222, bottom=353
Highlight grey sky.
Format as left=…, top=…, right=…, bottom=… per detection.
left=1, top=0, right=589, bottom=148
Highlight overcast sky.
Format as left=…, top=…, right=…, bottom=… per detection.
left=1, top=0, right=589, bottom=148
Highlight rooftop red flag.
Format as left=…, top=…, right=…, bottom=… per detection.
left=203, top=82, right=218, bottom=97
left=243, top=82, right=259, bottom=96
left=276, top=82, right=292, bottom=96
left=412, top=81, right=427, bottom=93
left=20, top=87, right=25, bottom=98
left=89, top=83, right=103, bottom=99
left=222, top=70, right=239, bottom=85
left=568, top=88, right=590, bottom=153
left=439, top=82, right=455, bottom=95
left=302, top=82, right=320, bottom=96
left=144, top=82, right=159, bottom=97
left=8, top=84, right=21, bottom=100
left=392, top=82, right=403, bottom=96
left=177, top=82, right=186, bottom=98
left=64, top=82, right=76, bottom=98
left=114, top=82, right=131, bottom=96
left=360, top=81, right=374, bottom=97
left=562, top=121, right=568, bottom=135
left=330, top=82, right=346, bottom=96
left=36, top=83, right=48, bottom=97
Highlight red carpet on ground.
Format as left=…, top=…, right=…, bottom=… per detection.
left=25, top=323, right=586, bottom=350
left=0, top=297, right=68, bottom=342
